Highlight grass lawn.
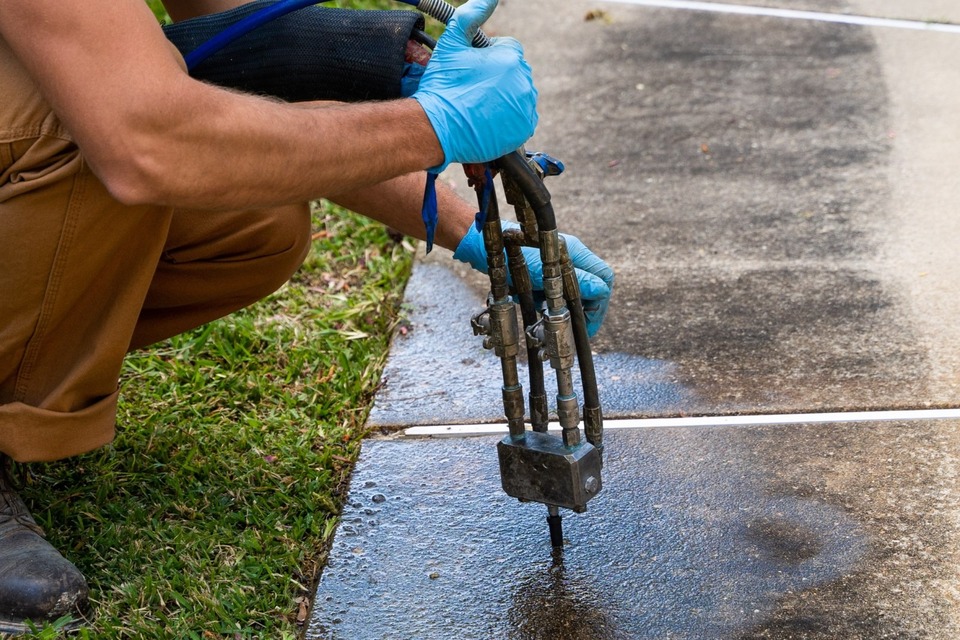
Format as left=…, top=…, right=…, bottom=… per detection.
left=19, top=203, right=415, bottom=638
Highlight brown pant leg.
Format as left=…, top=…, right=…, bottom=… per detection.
left=131, top=203, right=312, bottom=350
left=1, top=37, right=311, bottom=461
left=0, top=159, right=310, bottom=464
left=0, top=36, right=174, bottom=462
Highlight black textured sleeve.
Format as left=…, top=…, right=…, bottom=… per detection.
left=163, top=1, right=425, bottom=103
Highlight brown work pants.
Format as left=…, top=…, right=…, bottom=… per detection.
left=0, top=39, right=311, bottom=462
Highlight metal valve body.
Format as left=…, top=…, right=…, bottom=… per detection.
left=497, top=432, right=602, bottom=513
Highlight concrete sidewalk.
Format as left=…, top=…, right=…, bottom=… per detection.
left=309, top=1, right=960, bottom=637
left=370, top=0, right=960, bottom=425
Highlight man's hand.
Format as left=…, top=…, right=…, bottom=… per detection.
left=412, top=0, right=538, bottom=172
left=453, top=222, right=615, bottom=337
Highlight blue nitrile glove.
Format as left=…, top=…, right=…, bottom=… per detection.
left=412, top=0, right=539, bottom=173
left=454, top=222, right=615, bottom=337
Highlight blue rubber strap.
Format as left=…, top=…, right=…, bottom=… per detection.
left=527, top=151, right=565, bottom=177
left=421, top=172, right=439, bottom=253
left=474, top=165, right=494, bottom=231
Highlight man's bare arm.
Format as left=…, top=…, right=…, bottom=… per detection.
left=328, top=174, right=476, bottom=252
left=0, top=0, right=443, bottom=210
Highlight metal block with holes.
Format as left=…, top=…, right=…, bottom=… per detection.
left=497, top=431, right=603, bottom=513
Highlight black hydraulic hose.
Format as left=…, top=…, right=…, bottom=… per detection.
left=504, top=233, right=549, bottom=433
left=397, top=0, right=492, bottom=47
left=411, top=29, right=437, bottom=49
left=496, top=152, right=603, bottom=450
left=560, top=244, right=604, bottom=452
left=497, top=152, right=554, bottom=226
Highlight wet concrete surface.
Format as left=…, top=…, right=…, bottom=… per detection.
left=309, top=421, right=960, bottom=639
left=368, top=263, right=690, bottom=427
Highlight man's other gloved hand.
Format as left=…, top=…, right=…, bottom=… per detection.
left=412, top=0, right=538, bottom=173
left=454, top=222, right=615, bottom=337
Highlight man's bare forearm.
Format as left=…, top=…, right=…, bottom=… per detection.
left=328, top=174, right=475, bottom=253
left=113, top=86, right=444, bottom=210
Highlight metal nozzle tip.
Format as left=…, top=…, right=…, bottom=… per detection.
left=547, top=513, right=564, bottom=548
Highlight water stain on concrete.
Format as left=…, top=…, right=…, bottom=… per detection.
left=310, top=421, right=959, bottom=639
left=506, top=553, right=617, bottom=640
left=604, top=266, right=928, bottom=413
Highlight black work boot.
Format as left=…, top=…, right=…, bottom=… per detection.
left=0, top=457, right=88, bottom=634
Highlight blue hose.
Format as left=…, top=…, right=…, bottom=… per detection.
left=184, top=0, right=321, bottom=71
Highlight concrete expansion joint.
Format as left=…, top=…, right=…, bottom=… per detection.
left=402, top=408, right=960, bottom=438
left=599, top=0, right=960, bottom=33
